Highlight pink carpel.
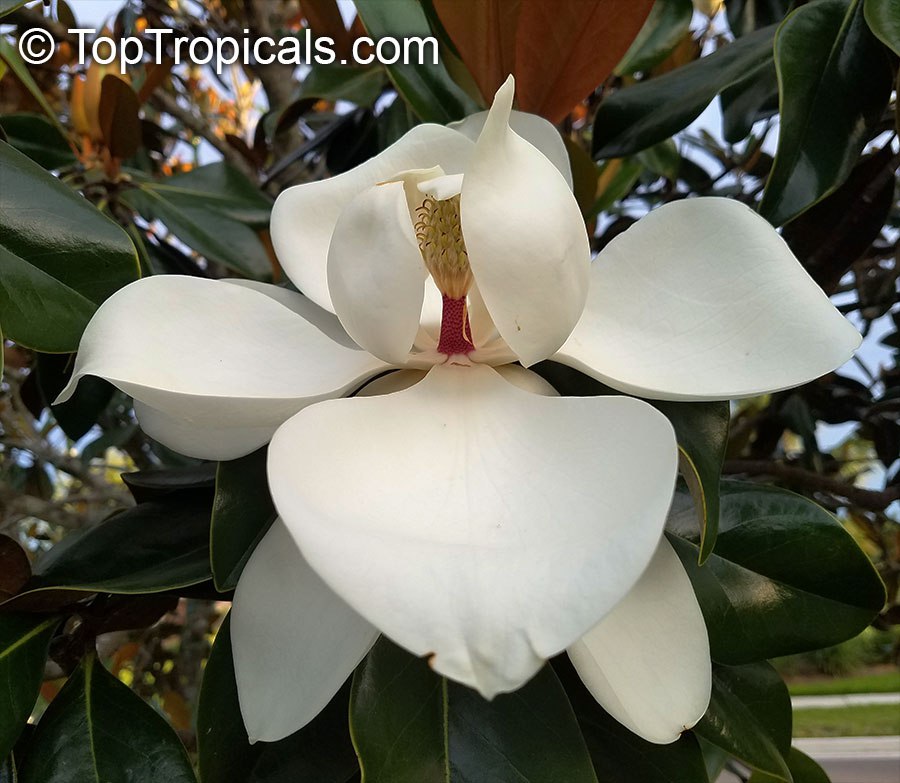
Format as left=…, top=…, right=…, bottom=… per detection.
left=438, top=295, right=475, bottom=356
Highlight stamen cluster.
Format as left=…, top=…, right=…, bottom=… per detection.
left=415, top=194, right=473, bottom=299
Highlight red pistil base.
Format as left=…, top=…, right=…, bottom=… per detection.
left=438, top=295, right=475, bottom=356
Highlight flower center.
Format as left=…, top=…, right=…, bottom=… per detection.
left=415, top=194, right=475, bottom=356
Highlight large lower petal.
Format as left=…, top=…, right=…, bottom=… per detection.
left=231, top=519, right=379, bottom=743
left=267, top=363, right=677, bottom=698
left=567, top=537, right=711, bottom=744
left=461, top=77, right=590, bottom=367
left=555, top=198, right=861, bottom=401
left=327, top=181, right=426, bottom=365
left=271, top=125, right=474, bottom=312
left=56, top=276, right=388, bottom=459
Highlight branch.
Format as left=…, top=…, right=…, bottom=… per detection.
left=722, top=459, right=900, bottom=511
left=148, top=90, right=257, bottom=179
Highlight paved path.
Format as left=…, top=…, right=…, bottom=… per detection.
left=792, top=692, right=900, bottom=709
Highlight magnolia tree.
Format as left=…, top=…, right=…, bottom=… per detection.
left=0, top=1, right=897, bottom=782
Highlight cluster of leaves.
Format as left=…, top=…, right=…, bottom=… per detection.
left=0, top=0, right=897, bottom=781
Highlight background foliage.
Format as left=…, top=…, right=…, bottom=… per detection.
left=0, top=0, right=897, bottom=781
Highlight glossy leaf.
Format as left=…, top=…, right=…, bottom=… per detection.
left=211, top=447, right=277, bottom=591
left=197, top=614, right=263, bottom=783
left=36, top=353, right=114, bottom=441
left=0, top=114, right=76, bottom=170
left=669, top=482, right=886, bottom=664
left=0, top=614, right=58, bottom=760
left=122, top=463, right=217, bottom=503
left=782, top=145, right=897, bottom=294
left=2, top=497, right=213, bottom=610
left=514, top=0, right=655, bottom=122
left=0, top=142, right=140, bottom=352
left=760, top=0, right=893, bottom=226
left=354, top=0, right=481, bottom=123
left=98, top=75, right=141, bottom=159
left=0, top=1, right=30, bottom=16
left=727, top=0, right=792, bottom=36
left=121, top=177, right=272, bottom=280
left=749, top=747, right=830, bottom=783
left=18, top=654, right=195, bottom=783
left=653, top=400, right=729, bottom=562
left=593, top=25, right=775, bottom=158
left=694, top=662, right=791, bottom=781
left=300, top=64, right=387, bottom=105
left=864, top=0, right=900, bottom=54
left=589, top=158, right=643, bottom=217
left=351, top=637, right=597, bottom=783
left=553, top=656, right=709, bottom=783
left=615, top=0, right=694, bottom=76
left=719, top=60, right=779, bottom=143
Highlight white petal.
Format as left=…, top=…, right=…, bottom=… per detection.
left=568, top=537, right=711, bottom=744
left=418, top=173, right=464, bottom=200
left=56, top=276, right=387, bottom=460
left=461, top=77, right=590, bottom=367
left=231, top=519, right=378, bottom=743
left=268, top=363, right=677, bottom=698
left=271, top=125, right=474, bottom=312
left=327, top=181, right=425, bottom=365
left=556, top=198, right=862, bottom=401
left=449, top=109, right=573, bottom=189
left=356, top=369, right=427, bottom=397
left=223, top=279, right=358, bottom=349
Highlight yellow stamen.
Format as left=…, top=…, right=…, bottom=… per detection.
left=414, top=195, right=472, bottom=299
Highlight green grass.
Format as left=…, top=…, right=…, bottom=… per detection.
left=787, top=670, right=900, bottom=696
left=793, top=704, right=900, bottom=737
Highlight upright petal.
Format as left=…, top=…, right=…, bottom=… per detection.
left=461, top=76, right=590, bottom=367
left=568, top=537, right=711, bottom=744
left=56, top=276, right=388, bottom=460
left=449, top=109, right=573, bottom=189
left=231, top=519, right=379, bottom=742
left=556, top=198, right=861, bottom=401
left=271, top=125, right=474, bottom=312
left=268, top=363, right=677, bottom=698
left=327, top=181, right=426, bottom=365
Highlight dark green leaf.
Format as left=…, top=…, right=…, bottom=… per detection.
left=2, top=498, right=212, bottom=609
left=864, top=0, right=900, bottom=54
left=727, top=0, right=792, bottom=36
left=36, top=353, right=114, bottom=441
left=18, top=654, right=195, bottom=783
left=589, top=158, right=643, bottom=217
left=301, top=63, right=388, bottom=105
left=782, top=146, right=897, bottom=294
left=354, top=0, right=481, bottom=123
left=0, top=1, right=30, bottom=17
left=694, top=662, right=791, bottom=780
left=637, top=139, right=682, bottom=180
left=719, top=60, right=779, bottom=143
left=0, top=535, right=30, bottom=600
left=0, top=614, right=58, bottom=760
left=553, top=657, right=708, bottom=783
left=0, top=141, right=140, bottom=352
left=593, top=26, right=775, bottom=158
left=669, top=481, right=886, bottom=664
left=198, top=614, right=263, bottom=783
left=122, top=183, right=272, bottom=280
left=760, top=0, right=893, bottom=226
left=211, top=448, right=276, bottom=592
left=121, top=463, right=217, bottom=503
left=615, top=0, right=694, bottom=75
left=352, top=638, right=598, bottom=783
left=0, top=114, right=76, bottom=169
left=654, top=400, right=729, bottom=563
left=749, top=747, right=831, bottom=783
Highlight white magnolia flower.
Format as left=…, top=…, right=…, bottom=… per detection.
left=58, top=76, right=859, bottom=746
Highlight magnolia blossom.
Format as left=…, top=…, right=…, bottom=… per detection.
left=58, top=76, right=859, bottom=746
